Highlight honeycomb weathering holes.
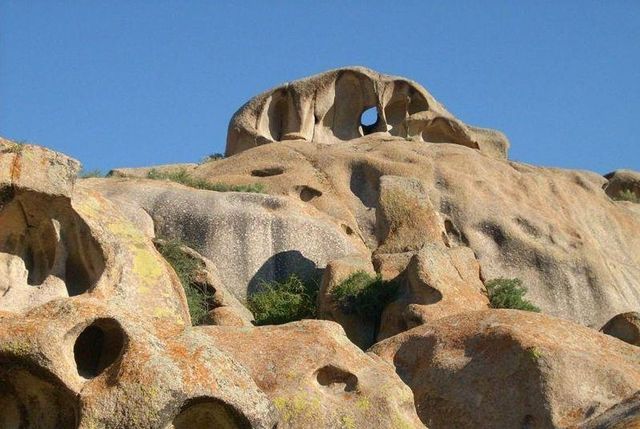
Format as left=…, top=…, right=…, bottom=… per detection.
left=315, top=365, right=358, bottom=393
left=0, top=193, right=105, bottom=297
left=73, top=318, right=126, bottom=379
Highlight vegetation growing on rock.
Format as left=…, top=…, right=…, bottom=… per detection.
left=156, top=239, right=215, bottom=324
left=485, top=278, right=540, bottom=312
left=248, top=274, right=317, bottom=325
left=331, top=271, right=399, bottom=329
left=615, top=189, right=640, bottom=203
left=147, top=168, right=265, bottom=193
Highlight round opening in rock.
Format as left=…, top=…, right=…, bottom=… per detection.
left=73, top=318, right=126, bottom=378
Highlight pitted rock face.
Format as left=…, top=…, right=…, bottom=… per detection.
left=227, top=67, right=509, bottom=159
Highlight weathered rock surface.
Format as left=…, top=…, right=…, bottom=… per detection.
left=0, top=299, right=279, bottom=428
left=154, top=239, right=254, bottom=327
left=227, top=67, right=509, bottom=159
left=378, top=244, right=489, bottom=341
left=371, top=310, right=640, bottom=429
left=181, top=138, right=640, bottom=328
left=84, top=178, right=364, bottom=302
left=575, top=391, right=640, bottom=429
left=201, top=320, right=426, bottom=429
left=600, top=311, right=640, bottom=346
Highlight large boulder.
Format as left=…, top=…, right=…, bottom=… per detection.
left=84, top=178, right=364, bottom=302
left=371, top=310, right=640, bottom=429
left=200, top=320, right=426, bottom=429
left=378, top=244, right=489, bottom=341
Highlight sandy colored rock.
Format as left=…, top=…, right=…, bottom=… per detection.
left=317, top=255, right=377, bottom=348
left=0, top=138, right=80, bottom=198
left=575, top=392, right=640, bottom=429
left=183, top=138, right=640, bottom=327
left=600, top=311, right=640, bottom=346
left=85, top=178, right=364, bottom=302
left=376, top=175, right=447, bottom=253
left=378, top=244, right=489, bottom=341
left=0, top=299, right=278, bottom=428
left=226, top=67, right=509, bottom=159
left=371, top=309, right=640, bottom=429
left=154, top=239, right=254, bottom=327
left=201, top=320, right=426, bottom=429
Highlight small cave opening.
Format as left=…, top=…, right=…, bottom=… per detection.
left=315, top=365, right=358, bottom=393
left=360, top=107, right=379, bottom=136
left=170, top=397, right=252, bottom=429
left=73, top=318, right=126, bottom=379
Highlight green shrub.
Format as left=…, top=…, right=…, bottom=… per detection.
left=156, top=239, right=214, bottom=325
left=614, top=189, right=640, bottom=203
left=248, top=274, right=317, bottom=326
left=200, top=153, right=225, bottom=163
left=79, top=169, right=103, bottom=178
left=331, top=271, right=399, bottom=325
left=147, top=168, right=265, bottom=193
left=485, top=278, right=540, bottom=312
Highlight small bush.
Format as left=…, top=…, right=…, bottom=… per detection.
left=615, top=189, right=640, bottom=203
left=2, top=140, right=25, bottom=154
left=147, top=168, right=265, bottom=193
left=248, top=274, right=317, bottom=326
left=156, top=239, right=215, bottom=325
left=485, top=278, right=540, bottom=312
left=79, top=169, right=103, bottom=178
left=331, top=271, right=399, bottom=324
left=200, top=153, right=225, bottom=163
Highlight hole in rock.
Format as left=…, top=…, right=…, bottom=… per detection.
left=251, top=167, right=284, bottom=177
left=298, top=186, right=322, bottom=202
left=0, top=193, right=105, bottom=295
left=341, top=224, right=354, bottom=235
left=74, top=318, right=125, bottom=378
left=360, top=107, right=379, bottom=136
left=316, top=365, right=358, bottom=393
left=170, top=397, right=252, bottom=429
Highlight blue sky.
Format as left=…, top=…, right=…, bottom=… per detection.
left=1, top=1, right=639, bottom=173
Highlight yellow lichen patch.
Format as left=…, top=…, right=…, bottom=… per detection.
left=273, top=393, right=322, bottom=424
left=340, top=414, right=356, bottom=429
left=133, top=249, right=163, bottom=289
left=355, top=396, right=371, bottom=411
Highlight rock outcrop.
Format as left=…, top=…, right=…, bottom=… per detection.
left=201, top=320, right=425, bottom=429
left=2, top=67, right=640, bottom=429
left=371, top=310, right=640, bottom=429
left=226, top=67, right=509, bottom=159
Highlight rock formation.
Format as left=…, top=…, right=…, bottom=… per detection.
left=1, top=67, right=640, bottom=428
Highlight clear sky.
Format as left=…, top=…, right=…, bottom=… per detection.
left=1, top=1, right=639, bottom=174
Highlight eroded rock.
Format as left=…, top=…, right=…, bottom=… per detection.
left=371, top=310, right=640, bottom=429
left=226, top=67, right=509, bottom=159
left=201, top=320, right=426, bottom=429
